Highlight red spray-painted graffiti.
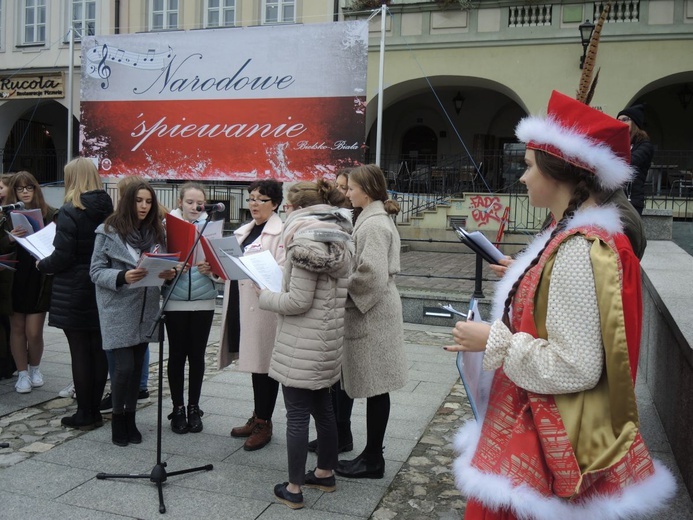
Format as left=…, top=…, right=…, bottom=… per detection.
left=469, top=195, right=506, bottom=227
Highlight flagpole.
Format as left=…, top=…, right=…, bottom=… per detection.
left=66, top=26, right=75, bottom=163
left=375, top=3, right=386, bottom=167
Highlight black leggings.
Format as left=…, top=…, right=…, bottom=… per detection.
left=252, top=372, right=279, bottom=421
left=365, top=392, right=390, bottom=455
left=64, top=329, right=108, bottom=415
left=111, top=343, right=147, bottom=413
left=165, top=310, right=214, bottom=407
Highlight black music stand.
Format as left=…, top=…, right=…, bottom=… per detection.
left=96, top=209, right=221, bottom=514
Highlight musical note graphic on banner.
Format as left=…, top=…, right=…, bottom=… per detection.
left=85, top=43, right=173, bottom=88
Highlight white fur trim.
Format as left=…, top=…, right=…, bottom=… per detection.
left=490, top=205, right=623, bottom=321
left=516, top=116, right=634, bottom=191
left=453, top=421, right=677, bottom=520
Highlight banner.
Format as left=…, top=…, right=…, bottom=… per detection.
left=80, top=22, right=368, bottom=181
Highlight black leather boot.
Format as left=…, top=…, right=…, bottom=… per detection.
left=187, top=404, right=204, bottom=433
left=335, top=450, right=385, bottom=479
left=111, top=412, right=128, bottom=447
left=125, top=411, right=142, bottom=444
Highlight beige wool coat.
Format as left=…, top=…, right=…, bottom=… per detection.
left=258, top=205, right=353, bottom=390
left=218, top=212, right=285, bottom=372
left=342, top=201, right=408, bottom=399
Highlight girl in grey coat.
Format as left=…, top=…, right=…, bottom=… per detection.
left=337, top=164, right=408, bottom=480
left=91, top=181, right=176, bottom=447
left=258, top=180, right=353, bottom=509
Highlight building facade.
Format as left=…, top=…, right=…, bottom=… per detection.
left=0, top=0, right=691, bottom=191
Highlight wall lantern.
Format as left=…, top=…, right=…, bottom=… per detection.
left=452, top=91, right=465, bottom=115
left=578, top=19, right=595, bottom=69
left=677, top=84, right=692, bottom=110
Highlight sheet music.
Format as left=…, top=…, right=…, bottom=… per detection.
left=455, top=298, right=495, bottom=422
left=454, top=226, right=505, bottom=265
left=128, top=255, right=177, bottom=289
left=10, top=209, right=44, bottom=235
left=226, top=250, right=282, bottom=293
left=14, top=222, right=56, bottom=260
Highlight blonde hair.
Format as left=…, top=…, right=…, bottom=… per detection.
left=64, top=158, right=103, bottom=209
left=288, top=179, right=347, bottom=209
left=178, top=182, right=207, bottom=204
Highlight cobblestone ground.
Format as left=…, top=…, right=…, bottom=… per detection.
left=371, top=328, right=471, bottom=520
left=0, top=316, right=472, bottom=520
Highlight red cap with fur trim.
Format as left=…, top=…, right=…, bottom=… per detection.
left=516, top=91, right=633, bottom=191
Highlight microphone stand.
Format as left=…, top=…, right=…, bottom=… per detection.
left=96, top=209, right=220, bottom=514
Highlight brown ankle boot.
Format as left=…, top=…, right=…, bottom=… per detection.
left=230, top=411, right=257, bottom=438
left=243, top=418, right=272, bottom=451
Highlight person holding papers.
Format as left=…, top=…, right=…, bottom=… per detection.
left=162, top=182, right=217, bottom=434
left=256, top=180, right=353, bottom=509
left=337, top=164, right=408, bottom=480
left=90, top=181, right=176, bottom=447
left=2, top=171, right=57, bottom=394
left=226, top=179, right=285, bottom=451
left=447, top=91, right=674, bottom=520
left=37, top=158, right=113, bottom=430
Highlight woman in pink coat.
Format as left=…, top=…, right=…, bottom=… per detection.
left=223, top=179, right=285, bottom=451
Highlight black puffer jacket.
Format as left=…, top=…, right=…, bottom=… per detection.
left=38, top=190, right=113, bottom=330
left=628, top=137, right=654, bottom=211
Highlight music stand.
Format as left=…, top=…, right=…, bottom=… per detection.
left=96, top=208, right=220, bottom=514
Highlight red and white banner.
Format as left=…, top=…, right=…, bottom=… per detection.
left=80, top=22, right=368, bottom=181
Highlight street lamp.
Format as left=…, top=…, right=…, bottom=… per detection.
left=677, top=84, right=692, bottom=110
left=452, top=91, right=465, bottom=115
left=578, top=19, right=595, bottom=69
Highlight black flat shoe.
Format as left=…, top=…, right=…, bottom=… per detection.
left=304, top=469, right=336, bottom=492
left=273, top=482, right=304, bottom=509
left=61, top=410, right=101, bottom=431
left=335, top=452, right=385, bottom=479
left=168, top=406, right=188, bottom=434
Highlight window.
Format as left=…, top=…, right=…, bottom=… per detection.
left=150, top=0, right=179, bottom=31
left=264, top=0, right=295, bottom=24
left=23, top=0, right=47, bottom=45
left=206, top=0, right=236, bottom=28
left=70, top=0, right=96, bottom=40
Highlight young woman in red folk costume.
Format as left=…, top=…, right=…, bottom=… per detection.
left=447, top=90, right=677, bottom=519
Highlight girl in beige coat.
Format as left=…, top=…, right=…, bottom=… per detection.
left=258, top=180, right=353, bottom=509
left=225, top=180, right=285, bottom=451
left=337, top=164, right=408, bottom=480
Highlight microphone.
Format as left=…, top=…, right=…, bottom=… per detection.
left=196, top=203, right=226, bottom=213
left=0, top=201, right=25, bottom=212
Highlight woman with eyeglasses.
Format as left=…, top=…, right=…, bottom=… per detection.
left=1, top=172, right=57, bottom=393
left=223, top=179, right=285, bottom=451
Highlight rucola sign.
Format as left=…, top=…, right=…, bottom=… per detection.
left=0, top=73, right=65, bottom=99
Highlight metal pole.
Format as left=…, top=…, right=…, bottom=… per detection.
left=472, top=253, right=485, bottom=299
left=67, top=27, right=75, bottom=163
left=375, top=3, right=386, bottom=167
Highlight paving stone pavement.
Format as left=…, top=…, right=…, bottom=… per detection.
left=0, top=252, right=693, bottom=520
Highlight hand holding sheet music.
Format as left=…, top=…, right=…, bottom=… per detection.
left=14, top=222, right=56, bottom=260
left=127, top=252, right=180, bottom=289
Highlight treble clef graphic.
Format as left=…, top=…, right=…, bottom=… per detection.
left=97, top=44, right=111, bottom=89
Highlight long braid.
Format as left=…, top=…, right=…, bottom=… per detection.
left=501, top=179, right=592, bottom=330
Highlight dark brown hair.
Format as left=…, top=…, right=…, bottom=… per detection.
left=501, top=150, right=601, bottom=328
left=348, top=164, right=400, bottom=216
left=288, top=179, right=347, bottom=209
left=6, top=171, right=50, bottom=217
left=248, top=179, right=283, bottom=211
left=104, top=181, right=165, bottom=244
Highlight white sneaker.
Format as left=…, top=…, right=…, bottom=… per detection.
left=15, top=372, right=32, bottom=393
left=28, top=366, right=44, bottom=388
left=59, top=382, right=76, bottom=398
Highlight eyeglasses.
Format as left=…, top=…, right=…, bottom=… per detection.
left=246, top=198, right=273, bottom=204
left=618, top=116, right=631, bottom=123
left=15, top=185, right=35, bottom=193
left=282, top=204, right=294, bottom=212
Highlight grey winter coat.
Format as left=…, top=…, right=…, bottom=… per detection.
left=342, top=201, right=408, bottom=399
left=259, top=205, right=353, bottom=390
left=90, top=224, right=162, bottom=350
